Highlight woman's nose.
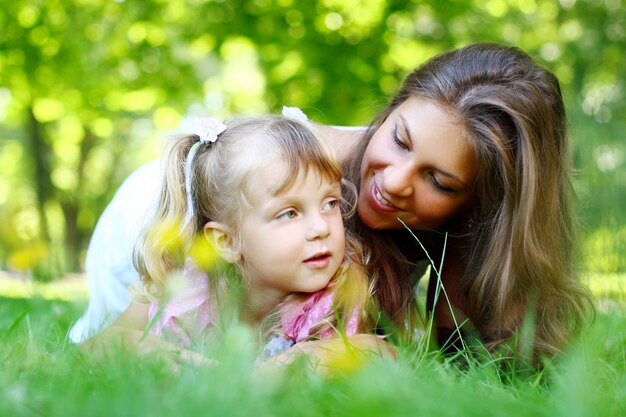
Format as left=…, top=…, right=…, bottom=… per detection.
left=306, top=213, right=331, bottom=241
left=382, top=161, right=414, bottom=197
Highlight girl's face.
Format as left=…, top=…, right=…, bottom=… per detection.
left=358, top=97, right=477, bottom=230
left=238, top=164, right=345, bottom=301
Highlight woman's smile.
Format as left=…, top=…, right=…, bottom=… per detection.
left=358, top=97, right=477, bottom=230
left=372, top=181, right=400, bottom=211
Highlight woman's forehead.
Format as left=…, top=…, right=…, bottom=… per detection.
left=394, top=97, right=477, bottom=184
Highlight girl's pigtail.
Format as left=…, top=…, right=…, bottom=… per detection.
left=131, top=134, right=203, bottom=303
left=132, top=117, right=227, bottom=304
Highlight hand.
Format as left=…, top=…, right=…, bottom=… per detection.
left=81, top=326, right=217, bottom=370
left=261, top=334, right=396, bottom=375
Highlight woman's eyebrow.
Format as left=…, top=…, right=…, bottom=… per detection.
left=438, top=169, right=470, bottom=188
left=398, top=114, right=470, bottom=188
left=399, top=114, right=413, bottom=145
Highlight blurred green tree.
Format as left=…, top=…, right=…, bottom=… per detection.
left=0, top=0, right=624, bottom=276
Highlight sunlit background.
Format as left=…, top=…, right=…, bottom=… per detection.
left=0, top=0, right=624, bottom=281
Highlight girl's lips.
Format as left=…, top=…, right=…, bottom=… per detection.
left=303, top=253, right=332, bottom=269
left=370, top=181, right=400, bottom=212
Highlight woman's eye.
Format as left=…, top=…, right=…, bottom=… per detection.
left=429, top=174, right=455, bottom=193
left=277, top=209, right=297, bottom=220
left=392, top=127, right=409, bottom=151
left=323, top=198, right=339, bottom=211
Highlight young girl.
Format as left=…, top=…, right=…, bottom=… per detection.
left=86, top=112, right=377, bottom=359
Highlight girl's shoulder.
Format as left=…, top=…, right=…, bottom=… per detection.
left=148, top=259, right=215, bottom=346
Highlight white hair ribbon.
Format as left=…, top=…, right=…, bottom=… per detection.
left=281, top=106, right=309, bottom=124
left=183, top=117, right=227, bottom=228
left=192, top=117, right=227, bottom=143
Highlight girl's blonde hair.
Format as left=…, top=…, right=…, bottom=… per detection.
left=133, top=116, right=376, bottom=341
left=347, top=42, right=592, bottom=362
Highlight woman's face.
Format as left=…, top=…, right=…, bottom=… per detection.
left=358, top=97, right=477, bottom=230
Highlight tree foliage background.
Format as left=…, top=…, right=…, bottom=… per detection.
left=0, top=0, right=624, bottom=278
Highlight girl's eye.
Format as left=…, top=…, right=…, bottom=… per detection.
left=429, top=173, right=455, bottom=193
left=322, top=198, right=339, bottom=211
left=277, top=209, right=297, bottom=220
left=391, top=126, right=409, bottom=151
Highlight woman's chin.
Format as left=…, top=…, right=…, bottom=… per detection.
left=357, top=203, right=394, bottom=230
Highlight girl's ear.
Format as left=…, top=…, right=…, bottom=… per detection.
left=203, top=221, right=241, bottom=264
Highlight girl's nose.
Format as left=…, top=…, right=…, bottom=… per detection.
left=382, top=161, right=414, bottom=197
left=306, top=213, right=331, bottom=241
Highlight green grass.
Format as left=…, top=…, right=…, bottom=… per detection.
left=0, top=277, right=625, bottom=417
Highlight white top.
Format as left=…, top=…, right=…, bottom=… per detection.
left=69, top=161, right=161, bottom=343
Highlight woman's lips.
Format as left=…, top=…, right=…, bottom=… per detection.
left=370, top=181, right=400, bottom=212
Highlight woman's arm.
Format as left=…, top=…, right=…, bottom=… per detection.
left=80, top=301, right=215, bottom=366
left=314, top=125, right=364, bottom=165
left=81, top=301, right=157, bottom=354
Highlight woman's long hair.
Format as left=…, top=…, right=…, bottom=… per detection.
left=346, top=42, right=592, bottom=360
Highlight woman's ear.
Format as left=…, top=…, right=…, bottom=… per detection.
left=203, top=221, right=241, bottom=264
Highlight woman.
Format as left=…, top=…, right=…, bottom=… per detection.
left=72, top=42, right=591, bottom=363
left=337, top=42, right=590, bottom=361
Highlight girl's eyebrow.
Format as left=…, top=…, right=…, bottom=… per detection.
left=319, top=179, right=342, bottom=197
left=398, top=114, right=470, bottom=188
left=274, top=178, right=340, bottom=203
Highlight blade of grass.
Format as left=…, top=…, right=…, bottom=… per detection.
left=0, top=307, right=32, bottom=340
left=398, top=219, right=468, bottom=353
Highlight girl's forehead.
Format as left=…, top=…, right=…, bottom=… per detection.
left=279, top=168, right=341, bottom=193
left=243, top=161, right=337, bottom=202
